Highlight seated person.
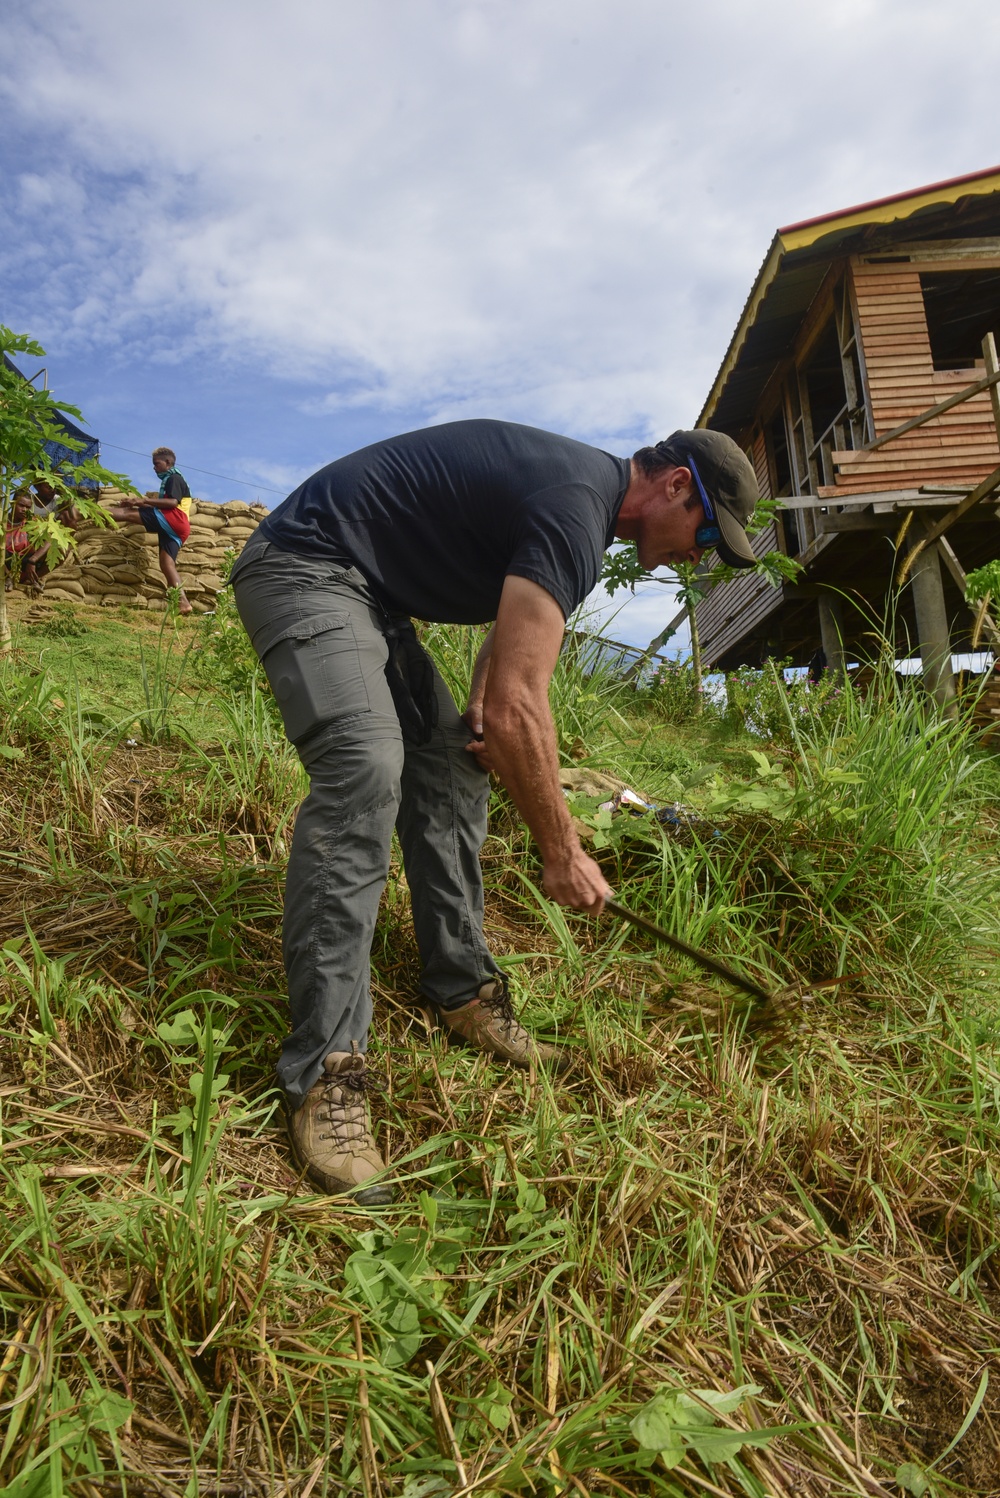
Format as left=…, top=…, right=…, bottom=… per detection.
left=5, top=491, right=51, bottom=592
left=32, top=477, right=80, bottom=530
left=108, top=445, right=192, bottom=614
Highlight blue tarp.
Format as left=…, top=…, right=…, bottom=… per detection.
left=3, top=355, right=101, bottom=482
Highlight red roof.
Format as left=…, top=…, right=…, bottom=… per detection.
left=779, top=163, right=1000, bottom=236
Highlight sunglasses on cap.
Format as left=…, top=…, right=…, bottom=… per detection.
left=685, top=455, right=723, bottom=549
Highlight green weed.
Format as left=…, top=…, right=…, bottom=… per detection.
left=0, top=625, right=999, bottom=1494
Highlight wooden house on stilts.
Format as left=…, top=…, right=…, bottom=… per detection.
left=693, top=165, right=1000, bottom=708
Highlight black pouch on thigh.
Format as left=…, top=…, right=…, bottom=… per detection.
left=382, top=618, right=439, bottom=746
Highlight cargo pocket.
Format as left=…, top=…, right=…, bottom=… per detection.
left=259, top=612, right=371, bottom=744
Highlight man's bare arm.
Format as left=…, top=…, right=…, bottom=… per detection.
left=482, top=575, right=610, bottom=914
left=463, top=626, right=495, bottom=737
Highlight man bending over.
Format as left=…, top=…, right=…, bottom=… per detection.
left=231, top=420, right=760, bottom=1203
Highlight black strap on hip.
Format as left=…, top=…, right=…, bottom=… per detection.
left=380, top=613, right=439, bottom=746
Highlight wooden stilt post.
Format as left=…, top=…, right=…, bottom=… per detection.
left=984, top=332, right=1000, bottom=442
left=935, top=535, right=1000, bottom=652
left=909, top=527, right=957, bottom=716
left=817, top=594, right=846, bottom=681
left=984, top=331, right=1000, bottom=674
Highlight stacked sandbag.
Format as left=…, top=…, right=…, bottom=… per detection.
left=177, top=500, right=265, bottom=612
left=40, top=490, right=151, bottom=608
left=43, top=495, right=267, bottom=612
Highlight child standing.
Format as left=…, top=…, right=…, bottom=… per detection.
left=110, top=446, right=192, bottom=614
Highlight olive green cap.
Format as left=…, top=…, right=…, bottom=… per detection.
left=658, top=428, right=760, bottom=569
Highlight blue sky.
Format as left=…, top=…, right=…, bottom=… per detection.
left=3, top=0, right=998, bottom=647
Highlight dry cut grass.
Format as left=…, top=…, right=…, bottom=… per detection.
left=1, top=611, right=1000, bottom=1497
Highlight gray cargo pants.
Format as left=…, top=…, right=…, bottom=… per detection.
left=231, top=537, right=499, bottom=1109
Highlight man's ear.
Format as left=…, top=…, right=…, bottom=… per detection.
left=664, top=464, right=695, bottom=505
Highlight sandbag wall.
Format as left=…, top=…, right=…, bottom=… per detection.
left=43, top=493, right=268, bottom=612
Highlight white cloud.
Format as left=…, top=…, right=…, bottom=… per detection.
left=230, top=459, right=313, bottom=495
left=4, top=0, right=999, bottom=455
left=583, top=570, right=685, bottom=652
left=18, top=171, right=85, bottom=215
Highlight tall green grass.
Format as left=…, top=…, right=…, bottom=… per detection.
left=1, top=623, right=1000, bottom=1494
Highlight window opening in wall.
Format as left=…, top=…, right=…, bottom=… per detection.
left=920, top=269, right=1000, bottom=370
left=790, top=280, right=870, bottom=498
left=784, top=375, right=812, bottom=494
left=767, top=410, right=799, bottom=554
left=803, top=318, right=848, bottom=486
left=834, top=279, right=872, bottom=449
left=768, top=411, right=793, bottom=496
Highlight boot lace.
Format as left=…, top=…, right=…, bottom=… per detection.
left=319, top=1063, right=379, bottom=1146
left=479, top=976, right=520, bottom=1036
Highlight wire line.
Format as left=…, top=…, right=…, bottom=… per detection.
left=99, top=441, right=287, bottom=495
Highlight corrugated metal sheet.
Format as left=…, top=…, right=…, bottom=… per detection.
left=696, top=522, right=782, bottom=666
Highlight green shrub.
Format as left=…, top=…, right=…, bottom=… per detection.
left=192, top=555, right=273, bottom=705
left=647, top=657, right=703, bottom=724
left=28, top=602, right=89, bottom=639
left=724, top=659, right=842, bottom=741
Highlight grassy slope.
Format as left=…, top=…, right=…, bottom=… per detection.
left=1, top=594, right=1000, bottom=1496
left=5, top=596, right=228, bottom=744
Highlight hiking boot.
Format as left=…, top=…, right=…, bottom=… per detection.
left=439, top=978, right=570, bottom=1073
left=288, top=1047, right=393, bottom=1205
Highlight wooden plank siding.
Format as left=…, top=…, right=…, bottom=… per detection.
left=696, top=433, right=788, bottom=666
left=818, top=256, right=1000, bottom=496
left=696, top=520, right=783, bottom=667
left=749, top=429, right=770, bottom=498
left=690, top=208, right=1000, bottom=668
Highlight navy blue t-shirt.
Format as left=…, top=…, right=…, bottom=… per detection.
left=260, top=420, right=630, bottom=624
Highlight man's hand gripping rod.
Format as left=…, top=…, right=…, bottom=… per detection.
left=604, top=898, right=772, bottom=1006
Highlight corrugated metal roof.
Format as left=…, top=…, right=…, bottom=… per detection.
left=779, top=163, right=1000, bottom=242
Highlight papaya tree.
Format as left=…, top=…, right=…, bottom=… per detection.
left=0, top=327, right=138, bottom=652
left=602, top=497, right=801, bottom=711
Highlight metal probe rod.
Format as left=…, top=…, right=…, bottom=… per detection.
left=604, top=898, right=772, bottom=1006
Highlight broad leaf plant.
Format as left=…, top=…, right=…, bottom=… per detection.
left=0, top=326, right=138, bottom=651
